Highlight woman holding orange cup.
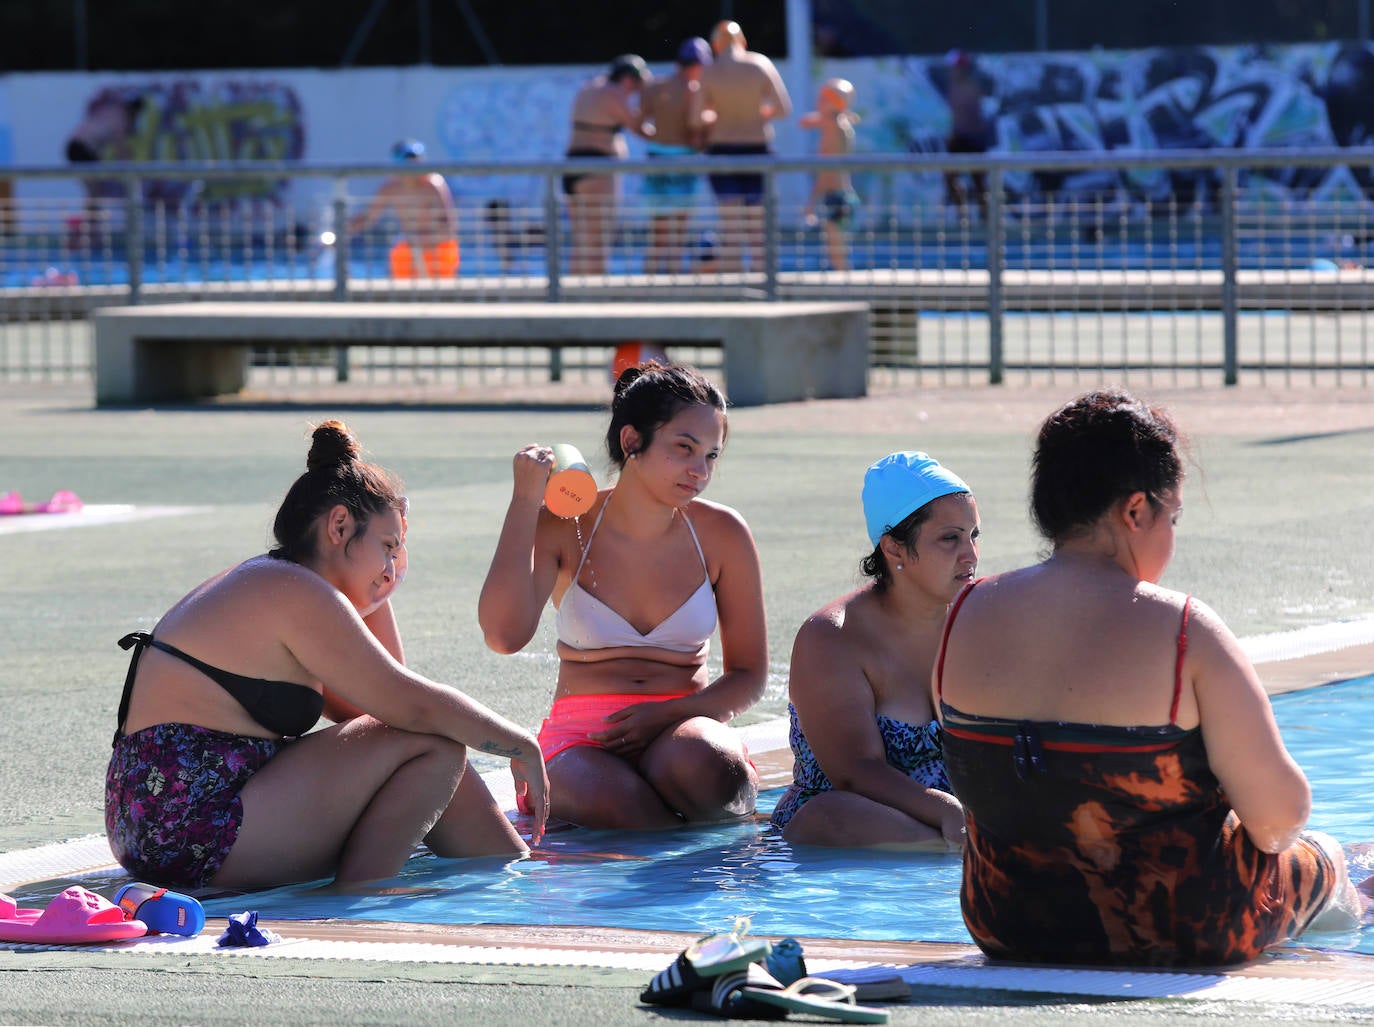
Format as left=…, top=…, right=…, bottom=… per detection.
left=480, top=361, right=767, bottom=831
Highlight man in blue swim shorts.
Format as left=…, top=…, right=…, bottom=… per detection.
left=641, top=37, right=712, bottom=274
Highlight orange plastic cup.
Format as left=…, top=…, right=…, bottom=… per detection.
left=545, top=443, right=596, bottom=518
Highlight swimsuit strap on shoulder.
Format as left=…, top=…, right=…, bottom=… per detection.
left=572, top=490, right=612, bottom=580
left=935, top=577, right=984, bottom=701
left=1170, top=596, right=1193, bottom=726
left=679, top=509, right=709, bottom=575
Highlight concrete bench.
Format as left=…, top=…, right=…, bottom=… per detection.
left=92, top=300, right=870, bottom=407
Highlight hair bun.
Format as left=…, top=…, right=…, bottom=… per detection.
left=612, top=359, right=671, bottom=401
left=306, top=419, right=360, bottom=471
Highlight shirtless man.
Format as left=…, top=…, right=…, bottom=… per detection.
left=700, top=20, right=791, bottom=273
left=943, top=50, right=991, bottom=219
left=564, top=55, right=650, bottom=276
left=346, top=139, right=460, bottom=279
left=639, top=37, right=711, bottom=274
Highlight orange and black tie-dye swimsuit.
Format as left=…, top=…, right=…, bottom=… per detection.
left=936, top=581, right=1340, bottom=967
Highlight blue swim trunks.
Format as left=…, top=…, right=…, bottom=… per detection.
left=707, top=143, right=770, bottom=204
left=643, top=142, right=700, bottom=212
left=821, top=190, right=861, bottom=230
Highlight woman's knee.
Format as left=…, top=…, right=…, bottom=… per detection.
left=644, top=732, right=755, bottom=814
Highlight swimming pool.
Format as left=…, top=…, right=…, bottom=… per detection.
left=6, top=231, right=1355, bottom=289
left=197, top=675, right=1374, bottom=955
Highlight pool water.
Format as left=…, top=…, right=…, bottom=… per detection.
left=9, top=232, right=1355, bottom=289
left=199, top=676, right=1374, bottom=954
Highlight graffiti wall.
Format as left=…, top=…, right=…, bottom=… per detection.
left=838, top=41, right=1374, bottom=210
left=65, top=79, right=305, bottom=207
left=1, top=39, right=1372, bottom=229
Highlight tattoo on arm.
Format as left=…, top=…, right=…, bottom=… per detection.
left=481, top=740, right=524, bottom=758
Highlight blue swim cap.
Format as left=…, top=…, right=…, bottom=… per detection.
left=862, top=451, right=970, bottom=547
left=677, top=37, right=712, bottom=67
left=392, top=138, right=425, bottom=162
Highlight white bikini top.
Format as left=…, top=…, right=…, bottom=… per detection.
left=556, top=495, right=718, bottom=654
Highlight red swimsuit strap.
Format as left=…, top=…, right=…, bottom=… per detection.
left=936, top=578, right=984, bottom=702
left=1170, top=595, right=1193, bottom=726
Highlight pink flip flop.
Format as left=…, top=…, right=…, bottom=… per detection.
left=35, top=489, right=83, bottom=514
left=0, top=491, right=23, bottom=515
left=0, top=887, right=147, bottom=944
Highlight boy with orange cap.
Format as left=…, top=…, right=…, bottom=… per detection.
left=800, top=78, right=860, bottom=272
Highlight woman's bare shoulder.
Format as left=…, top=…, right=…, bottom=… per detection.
left=231, top=554, right=326, bottom=588
left=791, top=591, right=870, bottom=684
left=685, top=496, right=752, bottom=534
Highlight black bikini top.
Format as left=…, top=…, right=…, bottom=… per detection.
left=114, top=631, right=324, bottom=743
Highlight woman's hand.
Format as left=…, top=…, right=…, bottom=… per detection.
left=512, top=444, right=555, bottom=504
left=935, top=792, right=967, bottom=850
left=509, top=741, right=551, bottom=845
left=589, top=699, right=683, bottom=759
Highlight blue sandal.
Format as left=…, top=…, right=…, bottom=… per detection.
left=113, top=883, right=205, bottom=937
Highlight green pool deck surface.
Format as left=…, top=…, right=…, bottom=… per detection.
left=3, top=378, right=1374, bottom=1026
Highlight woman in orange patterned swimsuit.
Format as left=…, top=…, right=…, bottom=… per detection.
left=934, top=389, right=1362, bottom=966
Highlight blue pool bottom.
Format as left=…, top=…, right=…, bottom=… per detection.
left=191, top=676, right=1374, bottom=956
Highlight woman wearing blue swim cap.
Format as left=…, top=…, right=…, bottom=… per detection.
left=771, top=451, right=978, bottom=849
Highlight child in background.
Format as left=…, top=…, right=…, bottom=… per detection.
left=800, top=78, right=860, bottom=271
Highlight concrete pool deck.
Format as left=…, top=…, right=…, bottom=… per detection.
left=3, top=379, right=1374, bottom=1024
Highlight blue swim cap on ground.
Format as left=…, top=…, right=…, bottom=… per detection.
left=862, top=451, right=970, bottom=547
left=392, top=138, right=425, bottom=162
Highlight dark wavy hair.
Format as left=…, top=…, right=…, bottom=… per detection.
left=859, top=501, right=953, bottom=593
left=1031, top=389, right=1184, bottom=545
left=605, top=361, right=727, bottom=468
left=269, top=420, right=405, bottom=563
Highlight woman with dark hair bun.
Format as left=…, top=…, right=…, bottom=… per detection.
left=480, top=362, right=767, bottom=830
left=106, top=420, right=547, bottom=891
left=935, top=389, right=1361, bottom=966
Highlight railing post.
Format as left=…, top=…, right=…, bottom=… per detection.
left=763, top=167, right=779, bottom=300
left=331, top=192, right=349, bottom=302
left=545, top=172, right=562, bottom=303
left=331, top=182, right=350, bottom=382
left=1221, top=165, right=1239, bottom=386
left=124, top=178, right=143, bottom=305
left=986, top=166, right=1005, bottom=385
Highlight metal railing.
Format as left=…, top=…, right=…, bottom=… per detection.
left=3, top=147, right=1374, bottom=392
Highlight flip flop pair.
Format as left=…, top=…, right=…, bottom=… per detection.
left=0, top=887, right=148, bottom=945
left=641, top=916, right=773, bottom=1006
left=641, top=918, right=889, bottom=1023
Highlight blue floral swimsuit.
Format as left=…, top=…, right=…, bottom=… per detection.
left=770, top=702, right=952, bottom=830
